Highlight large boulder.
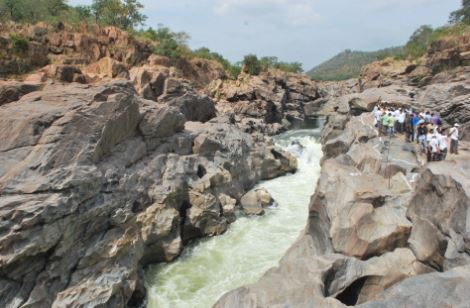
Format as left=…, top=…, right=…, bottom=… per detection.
left=407, top=159, right=470, bottom=270
left=0, top=80, right=299, bottom=307
left=0, top=81, right=41, bottom=106
left=84, top=56, right=129, bottom=80
left=240, top=188, right=274, bottom=215
left=359, top=265, right=470, bottom=308
left=129, top=66, right=167, bottom=101
left=167, top=93, right=216, bottom=123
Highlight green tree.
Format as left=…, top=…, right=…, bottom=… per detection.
left=74, top=5, right=92, bottom=20
left=91, top=0, right=146, bottom=30
left=404, top=25, right=433, bottom=58
left=450, top=0, right=470, bottom=24
left=0, top=0, right=69, bottom=23
left=141, top=27, right=190, bottom=59
left=243, top=54, right=261, bottom=75
left=46, top=0, right=68, bottom=16
left=0, top=0, right=26, bottom=21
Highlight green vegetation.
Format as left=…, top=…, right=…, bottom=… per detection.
left=0, top=0, right=146, bottom=30
left=91, top=0, right=146, bottom=30
left=8, top=33, right=29, bottom=55
left=450, top=0, right=470, bottom=24
left=0, top=0, right=304, bottom=79
left=309, top=0, right=470, bottom=81
left=242, top=54, right=262, bottom=75
left=139, top=27, right=191, bottom=59
left=307, top=47, right=404, bottom=81
left=403, top=25, right=434, bottom=59
left=259, top=56, right=303, bottom=74
left=0, top=0, right=69, bottom=23
left=192, top=47, right=242, bottom=78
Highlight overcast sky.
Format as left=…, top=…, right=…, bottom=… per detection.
left=70, top=0, right=461, bottom=69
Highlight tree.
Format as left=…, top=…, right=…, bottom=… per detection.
left=46, top=0, right=68, bottom=16
left=404, top=25, right=434, bottom=58
left=91, top=0, right=146, bottom=30
left=0, top=0, right=69, bottom=23
left=450, top=0, right=470, bottom=24
left=0, top=0, right=26, bottom=21
left=243, top=54, right=262, bottom=75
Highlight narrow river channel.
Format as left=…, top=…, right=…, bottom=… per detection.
left=146, top=123, right=323, bottom=308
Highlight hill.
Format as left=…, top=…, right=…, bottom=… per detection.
left=307, top=47, right=404, bottom=81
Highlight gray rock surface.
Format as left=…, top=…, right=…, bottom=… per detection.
left=0, top=80, right=297, bottom=307
left=216, top=103, right=470, bottom=307
left=240, top=188, right=274, bottom=215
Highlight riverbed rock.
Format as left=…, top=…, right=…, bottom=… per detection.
left=129, top=66, right=166, bottom=100
left=359, top=265, right=470, bottom=308
left=0, top=79, right=298, bottom=307
left=407, top=159, right=470, bottom=270
left=167, top=93, right=216, bottom=123
left=0, top=81, right=42, bottom=106
left=240, top=188, right=274, bottom=215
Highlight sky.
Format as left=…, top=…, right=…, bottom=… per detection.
left=69, top=0, right=462, bottom=70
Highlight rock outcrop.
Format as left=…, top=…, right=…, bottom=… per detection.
left=0, top=80, right=296, bottom=307
left=210, top=71, right=320, bottom=135
left=216, top=90, right=470, bottom=307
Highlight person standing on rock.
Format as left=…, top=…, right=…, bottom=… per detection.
left=428, top=134, right=440, bottom=162
left=404, top=112, right=413, bottom=142
left=412, top=113, right=420, bottom=142
left=396, top=108, right=405, bottom=134
left=417, top=122, right=428, bottom=153
left=387, top=112, right=396, bottom=137
left=374, top=106, right=382, bottom=129
left=381, top=112, right=390, bottom=136
left=449, top=123, right=460, bottom=155
left=437, top=128, right=448, bottom=161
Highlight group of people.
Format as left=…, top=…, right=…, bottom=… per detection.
left=373, top=104, right=461, bottom=162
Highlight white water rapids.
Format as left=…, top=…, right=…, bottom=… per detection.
left=146, top=126, right=323, bottom=308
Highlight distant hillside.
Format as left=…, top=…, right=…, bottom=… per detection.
left=307, top=47, right=404, bottom=81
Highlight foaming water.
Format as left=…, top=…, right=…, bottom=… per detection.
left=146, top=128, right=323, bottom=308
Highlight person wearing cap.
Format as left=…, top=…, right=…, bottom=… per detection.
left=449, top=123, right=460, bottom=154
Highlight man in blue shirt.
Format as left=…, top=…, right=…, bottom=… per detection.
left=411, top=113, right=420, bottom=142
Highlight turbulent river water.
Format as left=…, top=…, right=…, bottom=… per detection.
left=146, top=123, right=323, bottom=308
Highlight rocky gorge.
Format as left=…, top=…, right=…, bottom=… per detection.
left=1, top=21, right=470, bottom=308
left=215, top=43, right=470, bottom=307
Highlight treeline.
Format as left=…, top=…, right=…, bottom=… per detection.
left=137, top=28, right=303, bottom=77
left=0, top=0, right=146, bottom=29
left=0, top=0, right=302, bottom=78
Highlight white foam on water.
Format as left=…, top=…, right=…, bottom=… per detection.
left=146, top=129, right=323, bottom=308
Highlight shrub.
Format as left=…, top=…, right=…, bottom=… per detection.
left=243, top=54, right=261, bottom=75
left=9, top=33, right=28, bottom=55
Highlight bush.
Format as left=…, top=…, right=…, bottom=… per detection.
left=243, top=54, right=261, bottom=75
left=139, top=27, right=190, bottom=59
left=9, top=33, right=28, bottom=55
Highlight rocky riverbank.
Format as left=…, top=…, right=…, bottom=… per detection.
left=0, top=23, right=325, bottom=307
left=2, top=21, right=470, bottom=308
left=215, top=55, right=470, bottom=307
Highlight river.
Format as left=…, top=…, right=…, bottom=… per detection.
left=146, top=123, right=323, bottom=308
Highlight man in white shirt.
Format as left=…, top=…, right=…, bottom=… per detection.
left=396, top=109, right=405, bottom=134
left=449, top=123, right=460, bottom=154
left=437, top=129, right=448, bottom=160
